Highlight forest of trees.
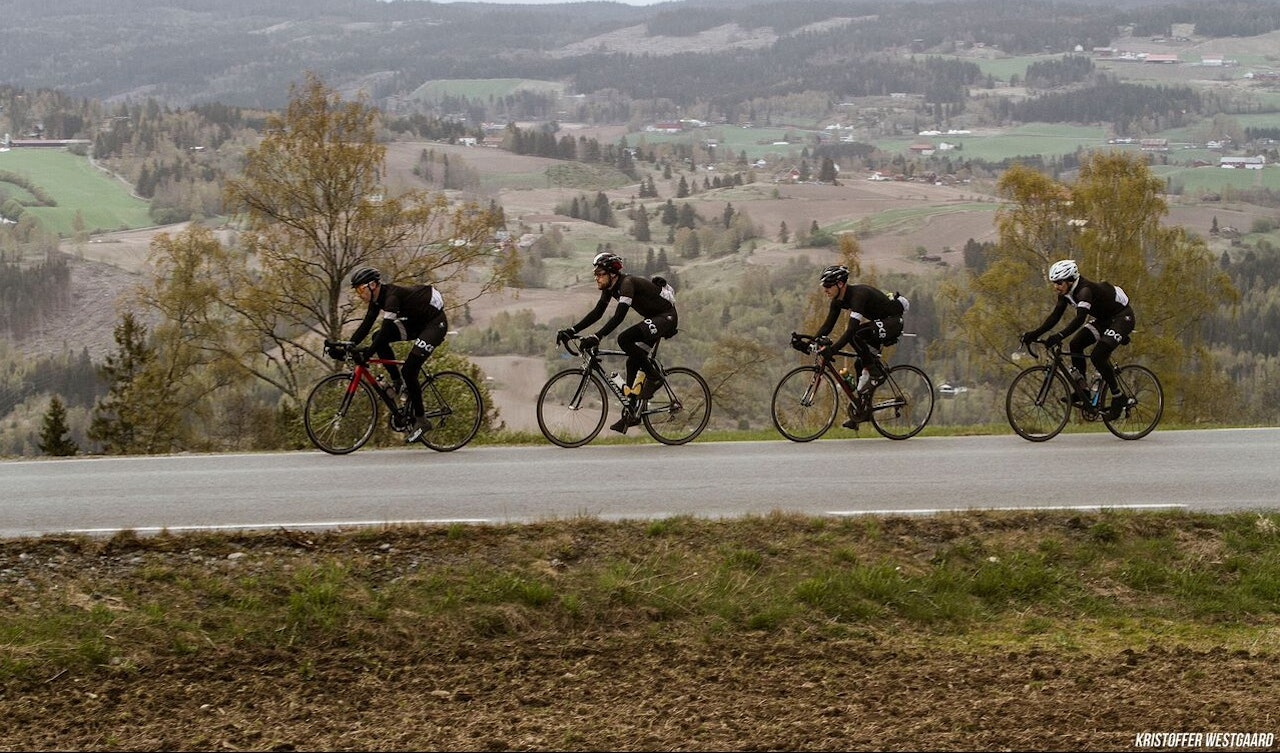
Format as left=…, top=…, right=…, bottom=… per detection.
left=4, top=1, right=1280, bottom=455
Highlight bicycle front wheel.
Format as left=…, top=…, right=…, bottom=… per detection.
left=1104, top=364, right=1163, bottom=441
left=770, top=366, right=838, bottom=442
left=304, top=373, right=378, bottom=455
left=418, top=371, right=483, bottom=452
left=869, top=364, right=934, bottom=440
left=537, top=368, right=607, bottom=448
left=643, top=367, right=712, bottom=446
left=1006, top=366, right=1071, bottom=442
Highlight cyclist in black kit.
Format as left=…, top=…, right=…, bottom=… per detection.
left=811, top=265, right=909, bottom=429
left=1020, top=259, right=1136, bottom=420
left=556, top=252, right=678, bottom=434
left=338, top=266, right=448, bottom=443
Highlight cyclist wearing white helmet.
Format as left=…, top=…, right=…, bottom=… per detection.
left=809, top=264, right=910, bottom=429
left=342, top=266, right=448, bottom=443
left=1021, top=258, right=1136, bottom=419
left=556, top=252, right=678, bottom=434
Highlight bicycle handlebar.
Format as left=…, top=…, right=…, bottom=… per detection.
left=789, top=332, right=853, bottom=361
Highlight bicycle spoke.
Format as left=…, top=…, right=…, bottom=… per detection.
left=1104, top=365, right=1163, bottom=440
left=304, top=374, right=377, bottom=454
left=771, top=366, right=838, bottom=442
left=869, top=365, right=933, bottom=440
left=537, top=369, right=607, bottom=448
left=643, top=367, right=712, bottom=445
left=418, top=371, right=483, bottom=452
left=1006, top=366, right=1071, bottom=441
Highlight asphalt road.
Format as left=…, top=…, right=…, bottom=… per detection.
left=2, top=428, right=1276, bottom=538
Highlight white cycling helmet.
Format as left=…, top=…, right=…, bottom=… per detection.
left=1047, top=259, right=1079, bottom=283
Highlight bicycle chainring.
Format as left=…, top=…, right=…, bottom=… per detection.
left=389, top=412, right=412, bottom=433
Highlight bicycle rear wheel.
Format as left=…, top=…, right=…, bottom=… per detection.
left=304, top=373, right=377, bottom=454
left=643, top=367, right=712, bottom=445
left=1006, top=365, right=1071, bottom=442
left=770, top=366, right=838, bottom=442
left=869, top=364, right=934, bottom=440
left=1104, top=364, right=1163, bottom=440
left=537, top=368, right=607, bottom=448
left=418, top=371, right=483, bottom=452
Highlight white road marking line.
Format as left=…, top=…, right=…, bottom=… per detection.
left=827, top=504, right=1188, bottom=516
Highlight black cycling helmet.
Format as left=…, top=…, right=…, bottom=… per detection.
left=593, top=252, right=623, bottom=274
left=819, top=265, right=849, bottom=287
left=350, top=267, right=381, bottom=288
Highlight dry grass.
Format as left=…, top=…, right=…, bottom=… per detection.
left=3, top=511, right=1280, bottom=751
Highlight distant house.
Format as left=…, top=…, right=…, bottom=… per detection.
left=1144, top=54, right=1180, bottom=64
left=909, top=143, right=936, bottom=156
left=7, top=138, right=92, bottom=148
left=646, top=122, right=683, bottom=133
left=1140, top=138, right=1169, bottom=152
left=1220, top=156, right=1265, bottom=170
left=1200, top=54, right=1224, bottom=67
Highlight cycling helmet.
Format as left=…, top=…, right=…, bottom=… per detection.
left=819, top=265, right=849, bottom=287
left=593, top=252, right=623, bottom=274
left=1047, top=259, right=1079, bottom=284
left=350, top=267, right=381, bottom=288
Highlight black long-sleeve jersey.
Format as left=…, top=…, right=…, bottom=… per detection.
left=351, top=282, right=445, bottom=349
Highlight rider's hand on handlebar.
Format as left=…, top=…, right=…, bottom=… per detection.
left=1019, top=331, right=1036, bottom=348
left=325, top=342, right=348, bottom=361
left=555, top=327, right=575, bottom=346
left=579, top=333, right=599, bottom=351
left=1044, top=332, right=1064, bottom=349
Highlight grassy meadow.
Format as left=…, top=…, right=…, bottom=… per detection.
left=0, top=148, right=151, bottom=235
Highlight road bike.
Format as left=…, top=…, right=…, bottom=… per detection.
left=536, top=335, right=712, bottom=447
left=304, top=340, right=483, bottom=455
left=771, top=333, right=935, bottom=441
left=1005, top=338, right=1163, bottom=441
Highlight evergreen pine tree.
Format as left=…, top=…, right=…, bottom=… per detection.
left=38, top=395, right=79, bottom=456
left=88, top=312, right=152, bottom=454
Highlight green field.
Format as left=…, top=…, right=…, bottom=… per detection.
left=1154, top=163, right=1280, bottom=193
left=0, top=148, right=152, bottom=235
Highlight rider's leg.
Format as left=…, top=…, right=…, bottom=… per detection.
left=619, top=316, right=674, bottom=396
left=1068, top=330, right=1095, bottom=394
left=404, top=313, right=448, bottom=420
left=850, top=325, right=884, bottom=391
left=617, top=323, right=653, bottom=393
left=372, top=341, right=403, bottom=388
left=1090, top=329, right=1124, bottom=392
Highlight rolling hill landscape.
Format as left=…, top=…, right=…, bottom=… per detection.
left=4, top=3, right=1280, bottom=750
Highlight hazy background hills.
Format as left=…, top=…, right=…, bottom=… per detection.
left=0, top=0, right=1230, bottom=109
left=5, top=0, right=1280, bottom=454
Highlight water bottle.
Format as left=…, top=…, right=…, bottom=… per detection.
left=1090, top=378, right=1102, bottom=408
left=610, top=372, right=626, bottom=391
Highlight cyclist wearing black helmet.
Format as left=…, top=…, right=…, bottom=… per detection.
left=809, top=265, right=909, bottom=429
left=1020, top=259, right=1136, bottom=419
left=342, top=266, right=448, bottom=443
left=556, top=252, right=678, bottom=434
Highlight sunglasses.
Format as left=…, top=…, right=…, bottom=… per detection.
left=822, top=282, right=838, bottom=289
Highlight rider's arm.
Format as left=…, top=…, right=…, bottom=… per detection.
left=814, top=299, right=841, bottom=339
left=830, top=310, right=867, bottom=351
left=1054, top=304, right=1090, bottom=340
left=594, top=298, right=631, bottom=339
left=349, top=302, right=380, bottom=346
left=569, top=291, right=610, bottom=334
left=1026, top=296, right=1068, bottom=340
